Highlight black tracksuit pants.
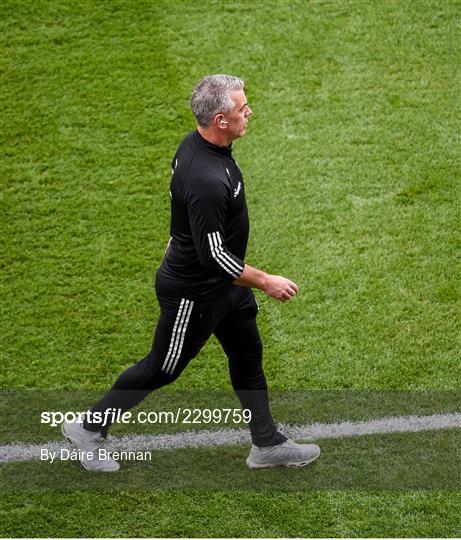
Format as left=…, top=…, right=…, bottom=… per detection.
left=84, top=284, right=286, bottom=447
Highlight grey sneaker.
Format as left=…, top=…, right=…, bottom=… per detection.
left=246, top=438, right=321, bottom=469
left=61, top=420, right=120, bottom=472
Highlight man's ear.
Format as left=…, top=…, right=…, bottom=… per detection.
left=214, top=114, right=228, bottom=128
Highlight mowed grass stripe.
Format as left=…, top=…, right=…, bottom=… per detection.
left=1, top=428, right=460, bottom=492
left=1, top=412, right=459, bottom=463
left=2, top=490, right=460, bottom=538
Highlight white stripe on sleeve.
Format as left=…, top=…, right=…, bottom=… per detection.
left=207, top=233, right=241, bottom=278
left=212, top=232, right=244, bottom=275
left=207, top=231, right=243, bottom=278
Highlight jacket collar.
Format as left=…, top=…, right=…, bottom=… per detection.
left=194, top=130, right=233, bottom=158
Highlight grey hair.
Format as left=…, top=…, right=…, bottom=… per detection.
left=191, top=74, right=244, bottom=127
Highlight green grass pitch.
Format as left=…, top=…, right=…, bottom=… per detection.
left=1, top=0, right=460, bottom=537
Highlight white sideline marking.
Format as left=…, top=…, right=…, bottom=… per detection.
left=0, top=412, right=460, bottom=463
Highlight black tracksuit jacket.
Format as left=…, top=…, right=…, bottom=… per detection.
left=156, top=130, right=249, bottom=301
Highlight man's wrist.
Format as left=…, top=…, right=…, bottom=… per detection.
left=234, top=264, right=270, bottom=292
left=257, top=270, right=270, bottom=292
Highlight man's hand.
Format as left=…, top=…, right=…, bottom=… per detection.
left=234, top=264, right=299, bottom=302
left=261, top=274, right=299, bottom=302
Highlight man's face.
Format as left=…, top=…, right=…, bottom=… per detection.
left=223, top=89, right=252, bottom=141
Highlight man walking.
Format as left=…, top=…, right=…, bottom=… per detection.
left=62, top=74, right=320, bottom=472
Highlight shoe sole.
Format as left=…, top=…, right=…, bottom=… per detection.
left=246, top=450, right=321, bottom=469
left=61, top=423, right=119, bottom=473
